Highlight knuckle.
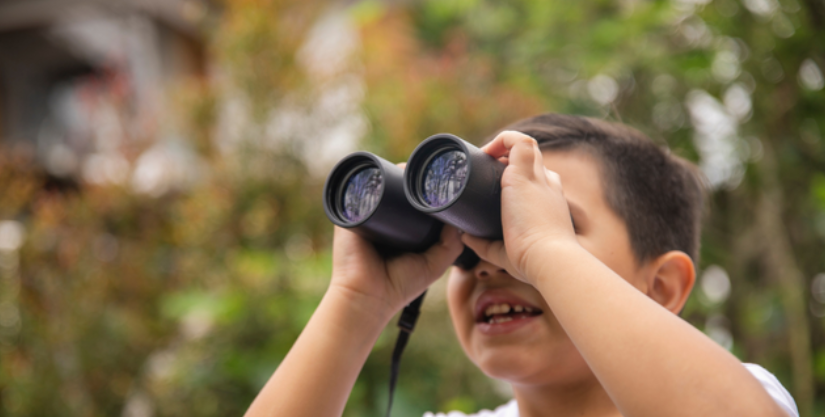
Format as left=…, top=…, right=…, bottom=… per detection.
left=501, top=131, right=532, bottom=146
left=513, top=138, right=534, bottom=148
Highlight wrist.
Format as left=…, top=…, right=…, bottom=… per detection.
left=325, top=283, right=399, bottom=327
left=523, top=239, right=589, bottom=286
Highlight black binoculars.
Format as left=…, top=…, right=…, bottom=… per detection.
left=322, top=134, right=507, bottom=270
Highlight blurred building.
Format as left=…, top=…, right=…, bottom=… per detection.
left=0, top=0, right=210, bottom=181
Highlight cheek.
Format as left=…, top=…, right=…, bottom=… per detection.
left=446, top=271, right=475, bottom=352
left=579, top=228, right=637, bottom=281
left=446, top=269, right=473, bottom=307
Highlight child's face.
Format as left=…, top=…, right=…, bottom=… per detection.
left=447, top=149, right=645, bottom=385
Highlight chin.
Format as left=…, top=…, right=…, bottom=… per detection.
left=473, top=343, right=543, bottom=380
left=478, top=356, right=538, bottom=382
left=473, top=343, right=592, bottom=386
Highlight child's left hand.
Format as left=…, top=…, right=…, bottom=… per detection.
left=460, top=130, right=579, bottom=285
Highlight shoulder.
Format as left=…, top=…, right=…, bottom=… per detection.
left=743, top=363, right=799, bottom=417
left=423, top=399, right=519, bottom=417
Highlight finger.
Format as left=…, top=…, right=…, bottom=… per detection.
left=544, top=167, right=563, bottom=192
left=481, top=130, right=537, bottom=159
left=460, top=233, right=512, bottom=272
left=333, top=225, right=370, bottom=252
left=332, top=225, right=380, bottom=265
left=419, top=225, right=464, bottom=277
left=532, top=141, right=546, bottom=181
left=397, top=162, right=407, bottom=169
left=506, top=136, right=541, bottom=180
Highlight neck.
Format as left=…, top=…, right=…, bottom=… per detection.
left=511, top=376, right=621, bottom=417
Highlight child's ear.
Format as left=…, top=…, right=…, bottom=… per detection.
left=645, top=251, right=695, bottom=314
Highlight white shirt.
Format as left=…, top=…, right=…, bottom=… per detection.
left=423, top=363, right=799, bottom=417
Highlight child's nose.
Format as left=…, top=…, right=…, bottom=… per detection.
left=473, top=259, right=508, bottom=280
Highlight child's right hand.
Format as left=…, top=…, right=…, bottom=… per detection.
left=329, top=223, right=463, bottom=319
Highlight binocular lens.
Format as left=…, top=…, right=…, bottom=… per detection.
left=324, top=152, right=444, bottom=254
left=341, top=167, right=383, bottom=223
left=405, top=134, right=505, bottom=239
left=421, top=150, right=469, bottom=208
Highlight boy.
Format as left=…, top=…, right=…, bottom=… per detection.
left=245, top=114, right=798, bottom=417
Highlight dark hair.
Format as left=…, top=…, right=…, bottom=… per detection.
left=494, top=113, right=706, bottom=264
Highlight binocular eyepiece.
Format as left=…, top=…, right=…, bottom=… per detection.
left=323, top=134, right=506, bottom=270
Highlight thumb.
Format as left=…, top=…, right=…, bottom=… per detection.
left=419, top=225, right=464, bottom=277
left=460, top=233, right=521, bottom=279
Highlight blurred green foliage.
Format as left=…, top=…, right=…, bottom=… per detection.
left=1, top=0, right=824, bottom=416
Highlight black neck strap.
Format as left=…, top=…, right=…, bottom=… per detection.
left=385, top=291, right=426, bottom=417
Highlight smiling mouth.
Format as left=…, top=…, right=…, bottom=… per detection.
left=477, top=302, right=543, bottom=324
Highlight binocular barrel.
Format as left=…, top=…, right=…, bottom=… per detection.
left=323, top=134, right=504, bottom=268
left=322, top=152, right=443, bottom=254
left=404, top=134, right=505, bottom=240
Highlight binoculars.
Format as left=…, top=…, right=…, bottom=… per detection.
left=322, top=134, right=507, bottom=270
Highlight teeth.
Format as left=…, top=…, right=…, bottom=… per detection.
left=484, top=302, right=534, bottom=318
left=485, top=303, right=511, bottom=316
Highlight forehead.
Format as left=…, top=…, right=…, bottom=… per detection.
left=540, top=149, right=607, bottom=210
left=541, top=148, right=640, bottom=275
